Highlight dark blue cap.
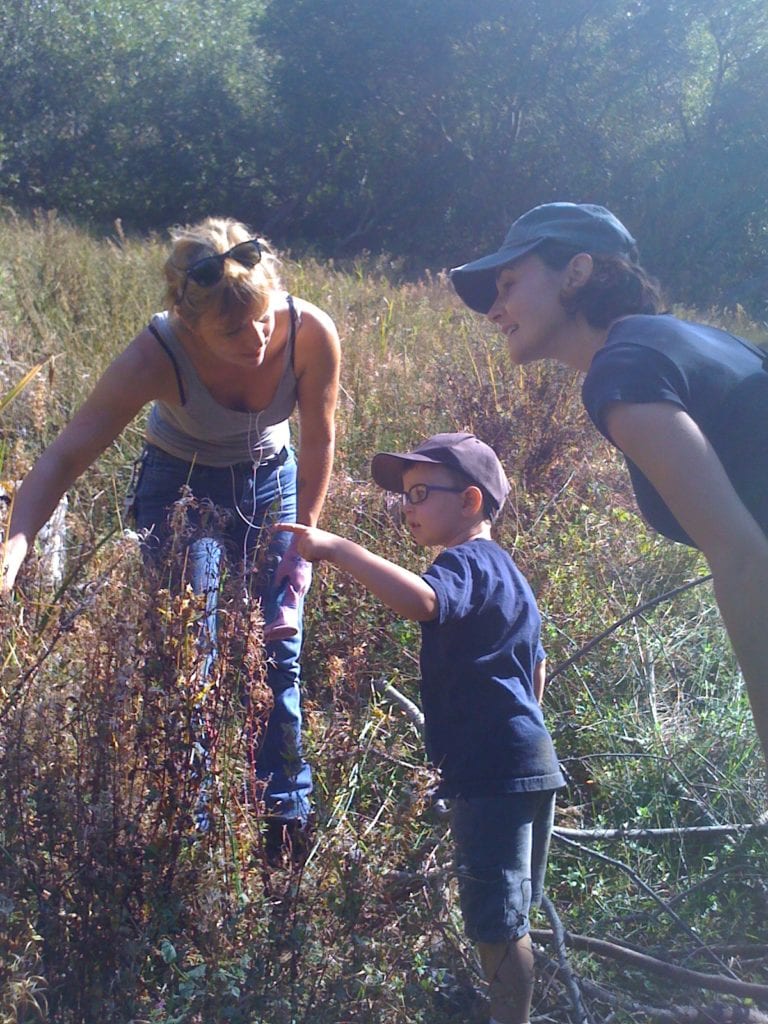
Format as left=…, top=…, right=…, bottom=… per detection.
left=371, top=432, right=510, bottom=511
left=450, top=202, right=637, bottom=314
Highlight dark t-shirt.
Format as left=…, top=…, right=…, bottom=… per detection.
left=582, top=314, right=768, bottom=546
left=420, top=538, right=564, bottom=798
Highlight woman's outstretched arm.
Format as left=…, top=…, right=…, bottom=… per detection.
left=605, top=399, right=768, bottom=774
left=2, top=331, right=167, bottom=593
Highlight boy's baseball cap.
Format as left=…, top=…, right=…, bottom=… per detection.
left=450, top=202, right=637, bottom=314
left=371, top=432, right=510, bottom=512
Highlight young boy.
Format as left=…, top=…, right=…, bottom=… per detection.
left=277, top=432, right=564, bottom=1024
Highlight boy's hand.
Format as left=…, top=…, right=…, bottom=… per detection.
left=272, top=533, right=313, bottom=597
left=273, top=523, right=340, bottom=564
left=263, top=532, right=314, bottom=642
left=275, top=522, right=438, bottom=622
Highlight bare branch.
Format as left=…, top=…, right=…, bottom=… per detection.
left=372, top=676, right=424, bottom=730
left=539, top=956, right=768, bottom=1022
left=554, top=833, right=738, bottom=978
left=555, top=822, right=768, bottom=841
left=548, top=575, right=713, bottom=682
left=532, top=928, right=768, bottom=1001
left=539, top=894, right=591, bottom=1024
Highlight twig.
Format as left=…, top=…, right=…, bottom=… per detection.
left=548, top=575, right=713, bottom=681
left=539, top=894, right=590, bottom=1024
left=372, top=677, right=424, bottom=730
left=531, top=928, right=768, bottom=1001
left=554, top=822, right=768, bottom=840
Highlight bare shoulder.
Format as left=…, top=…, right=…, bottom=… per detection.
left=106, top=325, right=182, bottom=405
left=292, top=297, right=340, bottom=342
left=49, top=326, right=178, bottom=460
left=291, top=297, right=341, bottom=373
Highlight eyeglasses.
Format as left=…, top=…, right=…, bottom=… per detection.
left=178, top=239, right=262, bottom=301
left=401, top=483, right=466, bottom=506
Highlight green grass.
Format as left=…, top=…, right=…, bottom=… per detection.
left=1, top=209, right=767, bottom=1023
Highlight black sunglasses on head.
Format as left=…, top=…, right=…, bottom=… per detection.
left=178, top=238, right=262, bottom=300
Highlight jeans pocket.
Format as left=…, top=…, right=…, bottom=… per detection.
left=132, top=446, right=194, bottom=535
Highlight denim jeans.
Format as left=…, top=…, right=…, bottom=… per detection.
left=450, top=790, right=557, bottom=944
left=131, top=443, right=311, bottom=823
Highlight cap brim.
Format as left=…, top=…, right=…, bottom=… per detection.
left=449, top=239, right=542, bottom=313
left=371, top=451, right=445, bottom=493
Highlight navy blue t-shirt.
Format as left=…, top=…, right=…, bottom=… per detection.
left=420, top=538, right=564, bottom=798
left=582, top=314, right=768, bottom=546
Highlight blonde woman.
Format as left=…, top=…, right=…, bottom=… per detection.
left=2, top=217, right=341, bottom=851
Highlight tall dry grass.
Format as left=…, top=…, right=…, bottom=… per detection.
left=1, top=209, right=767, bottom=1023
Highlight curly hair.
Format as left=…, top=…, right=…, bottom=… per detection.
left=535, top=239, right=663, bottom=328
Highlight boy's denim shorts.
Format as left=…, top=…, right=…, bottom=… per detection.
left=449, top=789, right=557, bottom=945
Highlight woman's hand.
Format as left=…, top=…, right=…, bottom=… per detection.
left=1, top=533, right=29, bottom=596
left=262, top=526, right=327, bottom=641
left=272, top=533, right=314, bottom=600
left=262, top=530, right=317, bottom=642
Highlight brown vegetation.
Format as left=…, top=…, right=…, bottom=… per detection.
left=1, top=212, right=767, bottom=1023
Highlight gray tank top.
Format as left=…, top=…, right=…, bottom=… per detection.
left=145, top=297, right=298, bottom=466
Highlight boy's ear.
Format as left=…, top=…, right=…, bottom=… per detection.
left=462, top=485, right=485, bottom=517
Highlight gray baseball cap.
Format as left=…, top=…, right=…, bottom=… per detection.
left=450, top=202, right=637, bottom=314
left=371, top=432, right=510, bottom=511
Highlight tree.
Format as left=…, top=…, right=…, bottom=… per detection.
left=1, top=0, right=766, bottom=311
left=0, top=0, right=272, bottom=228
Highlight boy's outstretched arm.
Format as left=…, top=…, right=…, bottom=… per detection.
left=275, top=523, right=438, bottom=622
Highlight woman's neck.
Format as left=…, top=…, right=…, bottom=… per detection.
left=557, top=318, right=611, bottom=372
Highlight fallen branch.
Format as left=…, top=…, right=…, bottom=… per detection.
left=372, top=677, right=424, bottom=730
left=539, top=894, right=591, bottom=1024
left=531, top=928, right=768, bottom=1001
left=538, top=956, right=768, bottom=1023
left=554, top=822, right=768, bottom=841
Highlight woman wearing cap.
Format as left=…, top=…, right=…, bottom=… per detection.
left=450, top=202, right=768, bottom=772
left=2, top=216, right=341, bottom=843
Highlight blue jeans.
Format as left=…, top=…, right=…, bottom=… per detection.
left=131, top=443, right=311, bottom=823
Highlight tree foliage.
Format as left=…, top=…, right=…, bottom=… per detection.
left=1, top=0, right=767, bottom=312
